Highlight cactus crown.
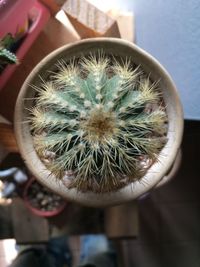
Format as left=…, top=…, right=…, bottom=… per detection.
left=29, top=53, right=167, bottom=193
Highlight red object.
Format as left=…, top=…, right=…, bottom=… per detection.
left=0, top=0, right=50, bottom=90
left=0, top=0, right=36, bottom=37
left=23, top=177, right=67, bottom=217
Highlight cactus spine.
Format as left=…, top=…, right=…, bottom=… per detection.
left=30, top=53, right=167, bottom=193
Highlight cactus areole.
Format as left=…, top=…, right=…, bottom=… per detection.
left=15, top=39, right=183, bottom=206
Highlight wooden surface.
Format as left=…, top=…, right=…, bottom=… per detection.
left=11, top=198, right=49, bottom=244
left=0, top=200, right=138, bottom=241
left=0, top=204, right=13, bottom=240
left=108, top=10, right=135, bottom=43
left=0, top=198, right=104, bottom=242
left=49, top=204, right=104, bottom=236
left=105, top=201, right=138, bottom=239
left=62, top=0, right=121, bottom=38
left=0, top=123, right=18, bottom=153
left=40, top=0, right=66, bottom=14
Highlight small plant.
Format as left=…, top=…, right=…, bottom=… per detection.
left=0, top=47, right=17, bottom=65
left=29, top=54, right=167, bottom=193
left=0, top=34, right=18, bottom=72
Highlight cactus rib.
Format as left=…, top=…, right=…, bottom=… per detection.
left=29, top=53, right=167, bottom=193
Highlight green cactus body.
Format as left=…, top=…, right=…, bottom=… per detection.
left=30, top=54, right=167, bottom=193
left=0, top=47, right=18, bottom=65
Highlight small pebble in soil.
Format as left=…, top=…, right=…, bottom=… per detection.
left=36, top=192, right=44, bottom=200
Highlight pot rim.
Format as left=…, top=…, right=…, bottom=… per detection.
left=14, top=38, right=184, bottom=207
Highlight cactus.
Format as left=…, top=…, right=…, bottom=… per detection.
left=0, top=34, right=18, bottom=69
left=29, top=54, right=167, bottom=193
left=0, top=47, right=17, bottom=65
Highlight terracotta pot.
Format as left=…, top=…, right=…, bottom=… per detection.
left=23, top=177, right=67, bottom=217
left=14, top=38, right=183, bottom=207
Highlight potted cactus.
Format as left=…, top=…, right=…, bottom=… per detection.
left=14, top=38, right=183, bottom=206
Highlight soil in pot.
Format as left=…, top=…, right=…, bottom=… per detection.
left=24, top=178, right=66, bottom=217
